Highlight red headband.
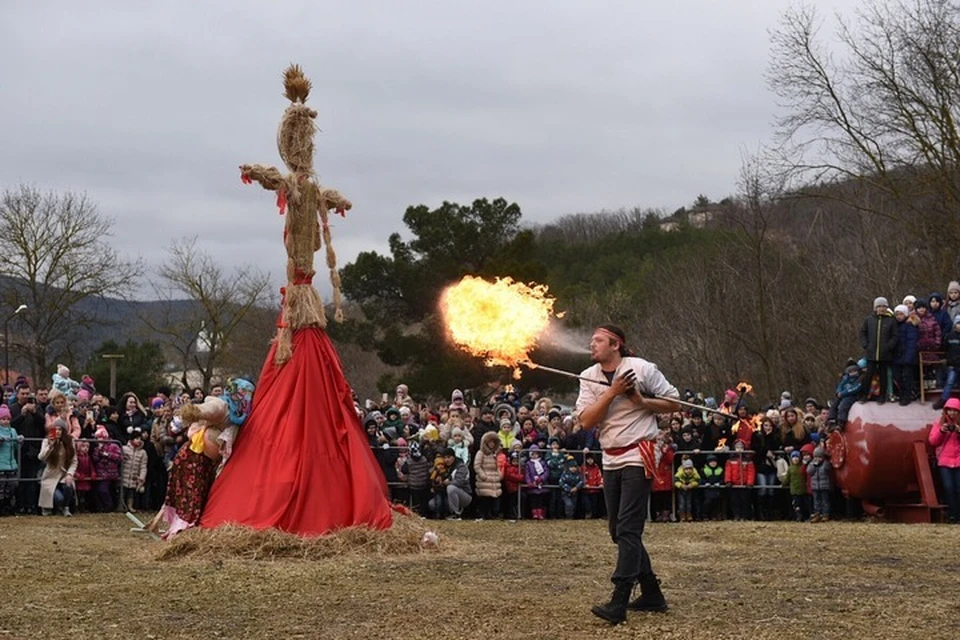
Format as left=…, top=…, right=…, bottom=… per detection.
left=594, top=328, right=625, bottom=348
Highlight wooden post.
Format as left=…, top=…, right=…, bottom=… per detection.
left=101, top=353, right=125, bottom=400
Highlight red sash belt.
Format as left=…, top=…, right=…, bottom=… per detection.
left=603, top=439, right=656, bottom=479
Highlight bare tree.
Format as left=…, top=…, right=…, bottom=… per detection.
left=769, top=0, right=960, bottom=273
left=0, top=185, right=143, bottom=381
left=141, top=237, right=271, bottom=391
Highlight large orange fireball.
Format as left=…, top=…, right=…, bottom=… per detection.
left=440, top=276, right=555, bottom=374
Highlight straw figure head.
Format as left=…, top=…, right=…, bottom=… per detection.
left=277, top=64, right=318, bottom=174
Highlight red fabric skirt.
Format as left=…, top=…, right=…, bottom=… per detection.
left=199, top=327, right=394, bottom=536
left=166, top=446, right=217, bottom=525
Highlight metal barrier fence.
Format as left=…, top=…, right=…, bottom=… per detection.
left=371, top=444, right=800, bottom=521
left=0, top=437, right=128, bottom=513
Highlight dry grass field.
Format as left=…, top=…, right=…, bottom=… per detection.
left=1, top=513, right=958, bottom=639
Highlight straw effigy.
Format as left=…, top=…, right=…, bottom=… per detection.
left=240, top=64, right=352, bottom=365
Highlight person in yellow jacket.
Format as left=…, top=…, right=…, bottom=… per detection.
left=674, top=458, right=700, bottom=522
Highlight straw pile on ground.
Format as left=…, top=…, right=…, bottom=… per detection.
left=153, top=512, right=447, bottom=561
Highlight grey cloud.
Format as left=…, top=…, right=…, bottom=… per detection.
left=1, top=0, right=861, bottom=301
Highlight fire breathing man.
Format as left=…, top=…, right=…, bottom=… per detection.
left=576, top=324, right=680, bottom=625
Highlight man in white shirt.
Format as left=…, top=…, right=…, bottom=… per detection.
left=576, top=324, right=680, bottom=625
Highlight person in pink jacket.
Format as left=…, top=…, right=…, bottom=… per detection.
left=928, top=397, right=960, bottom=523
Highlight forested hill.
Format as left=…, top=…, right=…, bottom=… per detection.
left=338, top=191, right=954, bottom=403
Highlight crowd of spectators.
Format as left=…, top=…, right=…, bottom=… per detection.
left=2, top=280, right=960, bottom=523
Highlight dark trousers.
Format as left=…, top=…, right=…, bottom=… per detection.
left=603, top=466, right=654, bottom=587
left=893, top=364, right=915, bottom=402
left=476, top=495, right=500, bottom=519
left=861, top=361, right=890, bottom=400
left=940, top=466, right=960, bottom=522
left=409, top=487, right=429, bottom=515
left=16, top=460, right=40, bottom=514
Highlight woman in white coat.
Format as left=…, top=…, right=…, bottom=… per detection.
left=38, top=419, right=77, bottom=516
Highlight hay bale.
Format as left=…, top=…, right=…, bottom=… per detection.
left=153, top=512, right=446, bottom=562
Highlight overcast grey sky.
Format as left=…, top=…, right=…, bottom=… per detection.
left=0, top=1, right=858, bottom=299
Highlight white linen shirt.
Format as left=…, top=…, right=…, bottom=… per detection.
left=575, top=356, right=679, bottom=470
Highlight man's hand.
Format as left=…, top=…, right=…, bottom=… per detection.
left=608, top=372, right=636, bottom=397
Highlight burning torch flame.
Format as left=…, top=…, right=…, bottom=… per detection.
left=440, top=276, right=556, bottom=377
left=737, top=381, right=754, bottom=395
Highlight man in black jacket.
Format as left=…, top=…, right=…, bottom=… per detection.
left=858, top=297, right=899, bottom=404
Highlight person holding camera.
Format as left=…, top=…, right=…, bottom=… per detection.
left=10, top=385, right=45, bottom=514
left=929, top=397, right=960, bottom=523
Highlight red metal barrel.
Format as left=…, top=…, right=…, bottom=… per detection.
left=826, top=402, right=940, bottom=500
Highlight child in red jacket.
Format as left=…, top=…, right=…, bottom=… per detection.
left=651, top=432, right=675, bottom=522
left=500, top=442, right=525, bottom=520
left=724, top=440, right=756, bottom=520
left=581, top=453, right=604, bottom=519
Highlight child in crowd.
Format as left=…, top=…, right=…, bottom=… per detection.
left=449, top=427, right=470, bottom=465
left=393, top=438, right=409, bottom=507
left=700, top=454, right=723, bottom=520
left=497, top=418, right=517, bottom=450
left=524, top=444, right=550, bottom=520
left=0, top=405, right=22, bottom=516
left=401, top=441, right=431, bottom=516
left=121, top=429, right=148, bottom=512
left=501, top=441, right=526, bottom=520
left=473, top=431, right=502, bottom=520
left=73, top=440, right=95, bottom=513
left=651, top=432, right=675, bottom=522
left=581, top=453, right=603, bottom=519
left=558, top=456, right=584, bottom=519
left=545, top=437, right=566, bottom=518
left=427, top=453, right=450, bottom=518
left=92, top=425, right=121, bottom=512
left=785, top=451, right=809, bottom=521
left=674, top=457, right=700, bottom=522
left=724, top=440, right=756, bottom=521
left=807, top=446, right=833, bottom=522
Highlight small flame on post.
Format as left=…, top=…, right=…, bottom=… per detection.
left=440, top=276, right=556, bottom=378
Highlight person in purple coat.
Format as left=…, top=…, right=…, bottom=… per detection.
left=524, top=444, right=550, bottom=520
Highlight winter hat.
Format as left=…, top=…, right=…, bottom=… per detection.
left=790, top=450, right=801, bottom=459
left=499, top=418, right=512, bottom=429
left=451, top=389, right=464, bottom=401
left=369, top=410, right=384, bottom=421
left=76, top=389, right=91, bottom=403
left=422, top=425, right=439, bottom=441
left=813, top=446, right=825, bottom=458
left=810, top=432, right=821, bottom=444
left=733, top=439, right=745, bottom=450
left=528, top=444, right=540, bottom=453
left=682, top=458, right=694, bottom=469
left=385, top=408, right=401, bottom=421
left=441, top=447, right=456, bottom=458
left=82, top=374, right=94, bottom=385
left=399, top=406, right=411, bottom=417
left=949, top=281, right=960, bottom=294
left=57, top=364, right=70, bottom=378
left=364, top=416, right=378, bottom=428
left=706, top=454, right=718, bottom=463
left=0, top=405, right=10, bottom=420
left=548, top=436, right=561, bottom=447
left=930, top=292, right=944, bottom=304
left=894, top=304, right=909, bottom=316
left=451, top=427, right=464, bottom=439
left=873, top=297, right=889, bottom=309
left=396, top=437, right=407, bottom=447
left=704, top=397, right=718, bottom=410
left=151, top=398, right=165, bottom=409
left=804, top=397, right=819, bottom=409
left=902, top=295, right=916, bottom=305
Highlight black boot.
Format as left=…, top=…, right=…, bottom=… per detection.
left=591, top=582, right=633, bottom=624
left=627, top=574, right=669, bottom=612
